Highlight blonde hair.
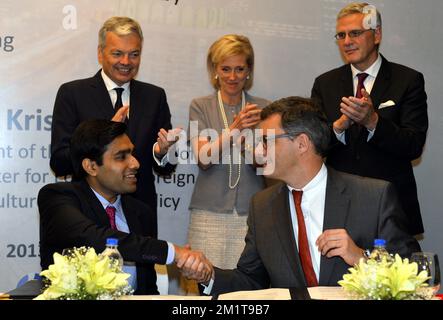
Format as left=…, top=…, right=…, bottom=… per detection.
left=337, top=2, right=382, bottom=28
left=206, top=34, right=254, bottom=91
left=98, top=16, right=143, bottom=49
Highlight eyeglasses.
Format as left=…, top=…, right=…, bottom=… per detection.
left=257, top=133, right=294, bottom=148
left=334, top=29, right=373, bottom=40
left=219, top=66, right=249, bottom=77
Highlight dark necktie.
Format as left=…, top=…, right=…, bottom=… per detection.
left=292, top=190, right=318, bottom=287
left=114, top=87, right=124, bottom=112
left=105, top=205, right=117, bottom=230
left=350, top=72, right=369, bottom=148
left=355, top=73, right=368, bottom=98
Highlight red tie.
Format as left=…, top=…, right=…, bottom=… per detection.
left=292, top=190, right=318, bottom=287
left=105, top=205, right=117, bottom=230
left=356, top=73, right=368, bottom=98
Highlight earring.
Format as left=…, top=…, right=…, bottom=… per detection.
left=246, top=75, right=250, bottom=80
left=215, top=74, right=219, bottom=80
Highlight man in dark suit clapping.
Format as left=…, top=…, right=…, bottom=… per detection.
left=311, top=3, right=428, bottom=236
left=50, top=17, right=178, bottom=237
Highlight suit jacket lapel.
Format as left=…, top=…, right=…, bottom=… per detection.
left=340, top=65, right=357, bottom=144
left=340, top=65, right=354, bottom=98
left=272, top=184, right=307, bottom=286
left=319, top=168, right=351, bottom=285
left=369, top=55, right=392, bottom=110
left=128, top=80, right=142, bottom=141
left=121, top=195, right=143, bottom=235
left=91, top=70, right=115, bottom=119
left=78, top=181, right=143, bottom=233
left=77, top=180, right=110, bottom=227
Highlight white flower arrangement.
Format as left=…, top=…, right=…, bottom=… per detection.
left=339, top=254, right=431, bottom=300
left=35, top=247, right=133, bottom=300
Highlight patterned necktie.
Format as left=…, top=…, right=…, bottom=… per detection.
left=105, top=205, right=117, bottom=230
left=292, top=190, right=318, bottom=287
left=355, top=73, right=368, bottom=98
left=114, top=87, right=124, bottom=112
left=350, top=72, right=370, bottom=144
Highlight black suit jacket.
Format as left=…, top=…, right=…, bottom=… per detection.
left=38, top=180, right=169, bottom=295
left=211, top=168, right=420, bottom=295
left=50, top=71, right=176, bottom=236
left=311, top=55, right=428, bottom=235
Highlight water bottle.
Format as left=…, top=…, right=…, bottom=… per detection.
left=101, top=238, right=124, bottom=270
left=369, top=239, right=393, bottom=263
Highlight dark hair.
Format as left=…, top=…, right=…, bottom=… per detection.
left=261, top=96, right=331, bottom=157
left=70, top=119, right=127, bottom=179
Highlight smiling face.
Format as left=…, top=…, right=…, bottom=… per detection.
left=98, top=32, right=141, bottom=86
left=336, top=13, right=381, bottom=71
left=86, top=134, right=139, bottom=203
left=216, top=54, right=249, bottom=101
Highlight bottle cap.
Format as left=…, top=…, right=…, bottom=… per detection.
left=106, top=238, right=119, bottom=246
left=374, top=239, right=386, bottom=246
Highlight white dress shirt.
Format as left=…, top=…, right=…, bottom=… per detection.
left=203, top=164, right=328, bottom=294
left=91, top=188, right=175, bottom=291
left=101, top=70, right=130, bottom=111
left=287, top=163, right=327, bottom=281
left=101, top=70, right=169, bottom=167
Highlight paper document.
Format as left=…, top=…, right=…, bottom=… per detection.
left=218, top=288, right=291, bottom=300
left=307, top=286, right=348, bottom=300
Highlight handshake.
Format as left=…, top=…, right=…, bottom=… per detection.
left=174, top=244, right=214, bottom=283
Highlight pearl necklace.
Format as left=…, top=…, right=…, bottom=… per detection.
left=217, top=90, right=245, bottom=189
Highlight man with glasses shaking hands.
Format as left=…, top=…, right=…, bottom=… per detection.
left=311, top=2, right=428, bottom=237
left=185, top=97, right=419, bottom=295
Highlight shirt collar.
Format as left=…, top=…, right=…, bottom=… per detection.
left=351, top=53, right=382, bottom=79
left=101, top=69, right=130, bottom=92
left=90, top=186, right=122, bottom=210
left=287, top=163, right=328, bottom=193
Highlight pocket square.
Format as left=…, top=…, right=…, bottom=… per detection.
left=378, top=100, right=395, bottom=109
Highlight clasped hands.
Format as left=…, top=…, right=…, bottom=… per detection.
left=333, top=88, right=379, bottom=133
left=174, top=244, right=214, bottom=283
left=229, top=103, right=261, bottom=153
left=231, top=103, right=262, bottom=131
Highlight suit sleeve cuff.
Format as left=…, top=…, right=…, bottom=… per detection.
left=152, top=142, right=169, bottom=167
left=202, top=277, right=215, bottom=295
left=166, top=242, right=175, bottom=264
left=366, top=127, right=376, bottom=141
left=333, top=129, right=347, bottom=145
